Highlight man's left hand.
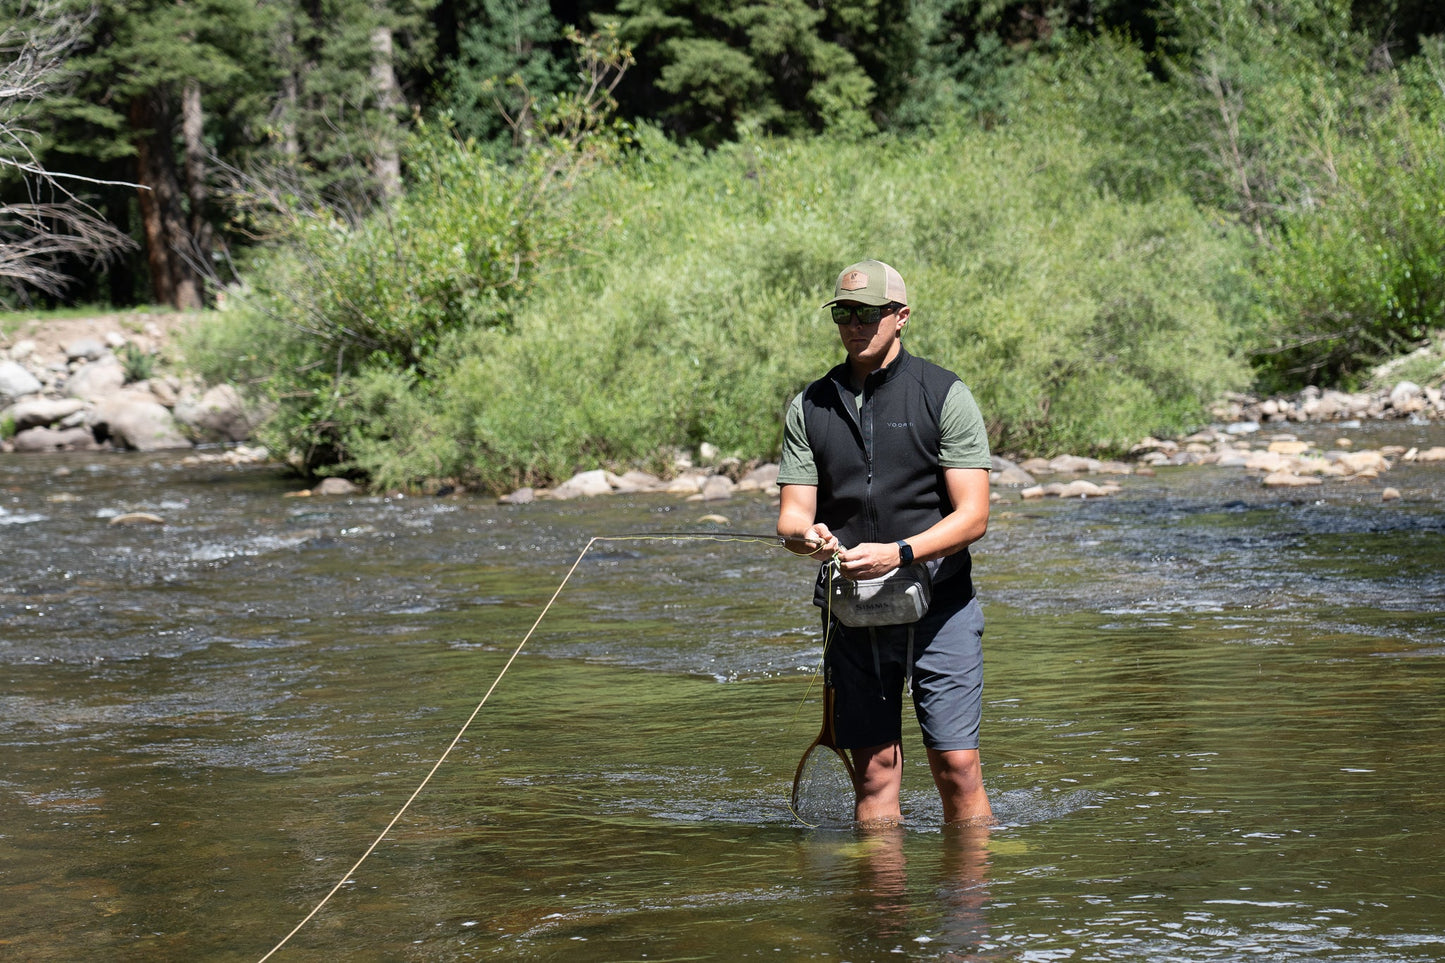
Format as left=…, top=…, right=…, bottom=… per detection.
left=835, top=542, right=904, bottom=580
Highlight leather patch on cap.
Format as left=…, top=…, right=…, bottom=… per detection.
left=839, top=270, right=869, bottom=291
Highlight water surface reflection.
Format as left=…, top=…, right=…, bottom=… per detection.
left=2, top=423, right=1443, bottom=961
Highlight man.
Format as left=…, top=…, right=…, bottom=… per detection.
left=776, top=259, right=994, bottom=827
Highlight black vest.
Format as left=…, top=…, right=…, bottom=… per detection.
left=801, top=348, right=974, bottom=605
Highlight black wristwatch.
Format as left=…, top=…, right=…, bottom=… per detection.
left=897, top=540, right=913, bottom=565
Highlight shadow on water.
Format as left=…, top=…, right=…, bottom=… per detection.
left=2, top=424, right=1444, bottom=961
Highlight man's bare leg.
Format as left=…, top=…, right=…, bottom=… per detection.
left=851, top=741, right=905, bottom=825
left=928, top=747, right=992, bottom=826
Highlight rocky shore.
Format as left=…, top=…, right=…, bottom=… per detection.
left=3, top=314, right=1441, bottom=503
left=0, top=313, right=263, bottom=460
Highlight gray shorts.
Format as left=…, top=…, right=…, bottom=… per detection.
left=824, top=597, right=985, bottom=752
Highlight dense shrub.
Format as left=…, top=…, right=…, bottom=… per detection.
left=193, top=23, right=1445, bottom=492
left=414, top=115, right=1252, bottom=491
left=1250, top=99, right=1445, bottom=389
left=187, top=128, right=550, bottom=471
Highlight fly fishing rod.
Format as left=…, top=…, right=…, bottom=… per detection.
left=256, top=529, right=825, bottom=962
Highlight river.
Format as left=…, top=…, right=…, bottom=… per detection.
left=2, top=419, right=1443, bottom=962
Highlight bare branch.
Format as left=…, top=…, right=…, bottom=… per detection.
left=0, top=1, right=138, bottom=299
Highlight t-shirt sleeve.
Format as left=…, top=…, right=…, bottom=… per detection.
left=939, top=381, right=992, bottom=469
left=775, top=391, right=818, bottom=486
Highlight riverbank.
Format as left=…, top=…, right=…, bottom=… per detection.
left=2, top=312, right=1442, bottom=502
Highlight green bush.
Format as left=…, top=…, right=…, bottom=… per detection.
left=418, top=112, right=1252, bottom=489
left=193, top=41, right=1262, bottom=491
left=187, top=127, right=551, bottom=471
left=1250, top=98, right=1445, bottom=389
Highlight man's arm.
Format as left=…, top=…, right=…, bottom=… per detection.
left=777, top=484, right=840, bottom=559
left=834, top=467, right=989, bottom=579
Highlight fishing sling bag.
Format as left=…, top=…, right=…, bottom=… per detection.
left=816, top=560, right=933, bottom=627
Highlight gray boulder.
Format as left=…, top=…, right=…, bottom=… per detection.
left=65, top=338, right=109, bottom=362
left=173, top=383, right=254, bottom=442
left=12, top=425, right=100, bottom=451
left=89, top=394, right=191, bottom=451
left=65, top=357, right=126, bottom=401
left=0, top=359, right=42, bottom=401
left=6, top=397, right=87, bottom=431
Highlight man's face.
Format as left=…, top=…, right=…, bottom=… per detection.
left=832, top=301, right=908, bottom=369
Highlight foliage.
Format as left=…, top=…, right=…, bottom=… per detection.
left=609, top=0, right=878, bottom=144
left=117, top=341, right=155, bottom=382
left=186, top=29, right=633, bottom=479
left=1153, top=0, right=1375, bottom=232
left=439, top=0, right=571, bottom=154
left=376, top=110, right=1251, bottom=492
left=188, top=128, right=547, bottom=470
left=1250, top=88, right=1445, bottom=389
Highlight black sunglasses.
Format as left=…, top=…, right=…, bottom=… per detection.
left=831, top=304, right=898, bottom=326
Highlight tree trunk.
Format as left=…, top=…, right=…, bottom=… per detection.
left=369, top=17, right=402, bottom=199
left=279, top=18, right=300, bottom=161
left=181, top=78, right=214, bottom=262
left=130, top=89, right=203, bottom=310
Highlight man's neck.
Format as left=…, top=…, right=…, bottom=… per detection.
left=848, top=343, right=903, bottom=386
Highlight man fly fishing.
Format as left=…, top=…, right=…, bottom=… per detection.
left=777, top=259, right=994, bottom=827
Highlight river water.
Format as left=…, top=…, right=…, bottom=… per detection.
left=2, top=421, right=1444, bottom=962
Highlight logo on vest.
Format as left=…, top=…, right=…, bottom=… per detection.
left=886, top=421, right=912, bottom=429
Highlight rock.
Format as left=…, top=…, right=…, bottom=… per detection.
left=1054, top=480, right=1118, bottom=498
left=1267, top=440, right=1311, bottom=455
left=992, top=465, right=1036, bottom=487
left=700, top=474, right=735, bottom=501
left=1020, top=480, right=1119, bottom=499
left=550, top=469, right=614, bottom=499
left=697, top=513, right=730, bottom=525
left=1389, top=381, right=1422, bottom=408
left=1404, top=446, right=1445, bottom=462
left=11, top=425, right=100, bottom=451
left=1048, top=454, right=1101, bottom=473
left=89, top=395, right=192, bottom=451
left=1262, top=471, right=1322, bottom=487
left=1382, top=487, right=1401, bottom=501
left=1242, top=451, right=1292, bottom=472
left=0, top=359, right=43, bottom=401
left=109, top=511, right=165, bottom=526
left=173, top=383, right=254, bottom=442
left=64, top=357, right=126, bottom=400
left=500, top=487, right=535, bottom=505
left=1331, top=450, right=1391, bottom=475
left=314, top=477, right=359, bottom=496
left=735, top=463, right=779, bottom=492
left=611, top=470, right=662, bottom=493
left=5, top=397, right=86, bottom=431
left=663, top=472, right=707, bottom=494
left=7, top=338, right=37, bottom=360
left=65, top=338, right=109, bottom=362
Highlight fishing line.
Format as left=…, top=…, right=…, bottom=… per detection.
left=256, top=529, right=823, bottom=962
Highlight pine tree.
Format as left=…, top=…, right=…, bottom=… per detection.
left=440, top=0, right=570, bottom=152
left=50, top=0, right=278, bottom=307
left=609, top=0, right=877, bottom=144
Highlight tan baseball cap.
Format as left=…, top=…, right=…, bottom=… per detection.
left=821, top=260, right=907, bottom=308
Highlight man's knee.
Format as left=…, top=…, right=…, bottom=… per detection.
left=929, top=748, right=983, bottom=789
left=853, top=742, right=904, bottom=791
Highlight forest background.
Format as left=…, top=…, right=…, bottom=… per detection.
left=2, top=0, right=1444, bottom=492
